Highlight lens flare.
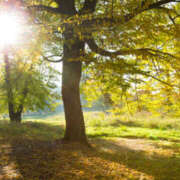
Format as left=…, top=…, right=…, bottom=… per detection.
left=0, top=13, right=23, bottom=48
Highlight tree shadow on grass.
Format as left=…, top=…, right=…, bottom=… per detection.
left=0, top=121, right=64, bottom=142
left=0, top=121, right=180, bottom=180
left=0, top=121, right=64, bottom=179
left=5, top=139, right=180, bottom=179
left=89, top=138, right=180, bottom=180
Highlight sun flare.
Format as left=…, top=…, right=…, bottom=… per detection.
left=0, top=13, right=23, bottom=48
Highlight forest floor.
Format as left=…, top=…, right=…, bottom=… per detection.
left=0, top=112, right=180, bottom=180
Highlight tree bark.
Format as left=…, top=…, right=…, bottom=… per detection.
left=54, top=0, right=91, bottom=144
left=4, top=52, right=23, bottom=123
left=62, top=60, right=87, bottom=143
left=61, top=28, right=87, bottom=143
left=9, top=106, right=22, bottom=123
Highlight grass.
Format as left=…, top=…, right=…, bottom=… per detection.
left=0, top=112, right=180, bottom=179
left=85, top=111, right=180, bottom=130
left=21, top=112, right=180, bottom=141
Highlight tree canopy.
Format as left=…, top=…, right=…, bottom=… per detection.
left=1, top=0, right=180, bottom=143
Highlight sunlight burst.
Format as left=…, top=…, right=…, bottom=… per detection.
left=0, top=13, right=23, bottom=48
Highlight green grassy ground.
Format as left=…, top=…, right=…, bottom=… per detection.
left=0, top=112, right=180, bottom=179
left=20, top=112, right=180, bottom=142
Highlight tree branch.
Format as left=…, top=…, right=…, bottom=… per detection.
left=42, top=55, right=63, bottom=63
left=142, top=72, right=175, bottom=87
left=86, top=37, right=179, bottom=59
left=78, top=0, right=98, bottom=15
left=81, top=0, right=180, bottom=28
left=28, top=5, right=61, bottom=14
left=144, top=0, right=180, bottom=10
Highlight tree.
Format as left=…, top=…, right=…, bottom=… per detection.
left=0, top=51, right=60, bottom=123
left=21, top=0, right=180, bottom=144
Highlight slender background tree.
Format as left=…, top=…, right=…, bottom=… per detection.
left=0, top=53, right=60, bottom=123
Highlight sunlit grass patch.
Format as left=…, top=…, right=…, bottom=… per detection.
left=87, top=126, right=180, bottom=142
left=85, top=111, right=180, bottom=130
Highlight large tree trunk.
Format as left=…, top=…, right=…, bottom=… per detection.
left=61, top=28, right=87, bottom=143
left=53, top=0, right=89, bottom=144
left=62, top=60, right=87, bottom=143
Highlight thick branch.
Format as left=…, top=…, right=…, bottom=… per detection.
left=28, top=0, right=77, bottom=15
left=78, top=0, right=98, bottom=15
left=81, top=0, right=180, bottom=28
left=42, top=55, right=63, bottom=63
left=87, top=38, right=129, bottom=56
left=86, top=37, right=178, bottom=59
left=28, top=5, right=62, bottom=14
left=144, top=0, right=180, bottom=10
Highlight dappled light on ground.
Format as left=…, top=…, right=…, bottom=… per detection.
left=0, top=120, right=180, bottom=179
left=0, top=120, right=179, bottom=180
left=0, top=144, right=22, bottom=179
left=0, top=139, right=154, bottom=180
